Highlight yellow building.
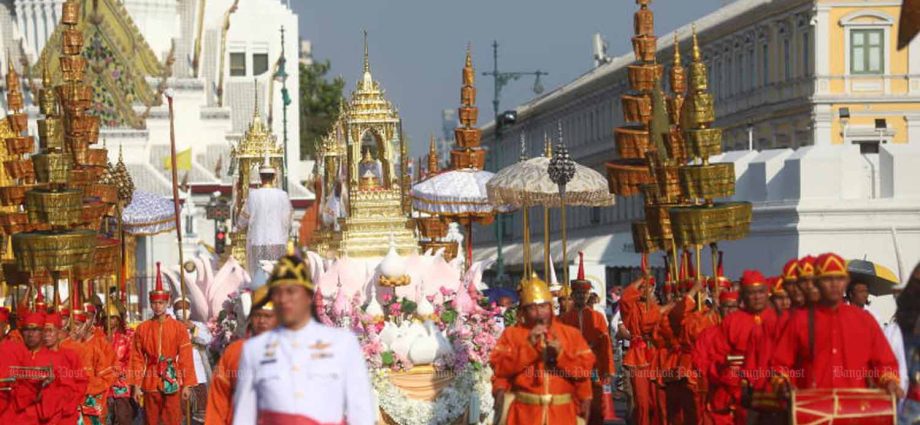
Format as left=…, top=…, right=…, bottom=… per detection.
left=475, top=0, right=920, bottom=276
left=692, top=0, right=919, bottom=150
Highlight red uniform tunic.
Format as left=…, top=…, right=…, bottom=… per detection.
left=618, top=282, right=662, bottom=425
left=128, top=315, right=197, bottom=425
left=559, top=307, right=615, bottom=425
left=0, top=339, right=27, bottom=421
left=490, top=321, right=596, bottom=425
left=707, top=308, right=779, bottom=425
left=205, top=338, right=244, bottom=425
left=11, top=347, right=87, bottom=424
left=771, top=303, right=899, bottom=389
left=667, top=297, right=719, bottom=425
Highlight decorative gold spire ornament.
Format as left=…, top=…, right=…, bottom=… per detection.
left=8, top=0, right=124, bottom=327
left=451, top=44, right=485, bottom=170
left=427, top=136, right=439, bottom=176
left=314, top=32, right=416, bottom=258
left=603, top=3, right=752, bottom=307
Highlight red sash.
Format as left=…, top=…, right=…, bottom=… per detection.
left=256, top=410, right=345, bottom=425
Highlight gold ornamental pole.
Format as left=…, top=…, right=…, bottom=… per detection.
left=165, top=93, right=192, bottom=425
left=543, top=139, right=552, bottom=282
left=164, top=94, right=188, bottom=309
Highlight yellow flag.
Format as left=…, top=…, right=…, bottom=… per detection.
left=164, top=148, right=192, bottom=171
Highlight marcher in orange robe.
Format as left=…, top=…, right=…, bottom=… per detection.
left=693, top=290, right=739, bottom=425
left=42, top=312, right=89, bottom=424
left=558, top=253, right=615, bottom=425
left=105, top=303, right=136, bottom=425
left=772, top=253, right=902, bottom=394
left=62, top=304, right=118, bottom=424
left=665, top=272, right=716, bottom=425
left=128, top=263, right=197, bottom=425
left=707, top=270, right=779, bottom=425
left=205, top=286, right=277, bottom=425
left=490, top=275, right=596, bottom=425
left=619, top=268, right=662, bottom=425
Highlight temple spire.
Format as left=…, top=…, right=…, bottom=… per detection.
left=427, top=135, right=439, bottom=175
left=673, top=33, right=682, bottom=65
left=691, top=24, right=701, bottom=62
left=363, top=30, right=370, bottom=74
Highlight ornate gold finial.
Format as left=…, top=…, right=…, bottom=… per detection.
left=363, top=30, right=370, bottom=75
left=252, top=78, right=260, bottom=118
left=114, top=144, right=135, bottom=205
left=428, top=135, right=439, bottom=174
left=691, top=24, right=701, bottom=62
left=673, top=33, right=682, bottom=65
left=544, top=132, right=552, bottom=158
left=465, top=42, right=472, bottom=68
left=41, top=60, right=51, bottom=86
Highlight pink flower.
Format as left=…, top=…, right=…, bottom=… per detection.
left=382, top=293, right=393, bottom=303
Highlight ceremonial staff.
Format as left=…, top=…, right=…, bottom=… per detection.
left=165, top=91, right=192, bottom=425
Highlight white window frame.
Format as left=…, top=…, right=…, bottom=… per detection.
left=840, top=10, right=894, bottom=93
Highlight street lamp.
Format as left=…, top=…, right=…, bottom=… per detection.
left=482, top=40, right=548, bottom=284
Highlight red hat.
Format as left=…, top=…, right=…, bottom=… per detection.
left=781, top=258, right=799, bottom=283
left=71, top=288, right=86, bottom=323
left=769, top=276, right=786, bottom=295
left=57, top=303, right=70, bottom=318
left=740, top=270, right=766, bottom=287
left=815, top=253, right=848, bottom=278
left=34, top=290, right=47, bottom=313
left=572, top=252, right=592, bottom=291
left=719, top=290, right=740, bottom=303
left=20, top=312, right=45, bottom=329
left=708, top=251, right=730, bottom=291
left=678, top=251, right=689, bottom=282
left=797, top=255, right=817, bottom=279
left=0, top=307, right=9, bottom=323
left=662, top=283, right=672, bottom=295
left=83, top=302, right=97, bottom=314
left=44, top=312, right=63, bottom=329
left=149, top=262, right=170, bottom=302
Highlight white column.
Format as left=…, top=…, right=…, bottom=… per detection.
left=814, top=5, right=831, bottom=95
left=812, top=104, right=833, bottom=146
left=906, top=113, right=920, bottom=144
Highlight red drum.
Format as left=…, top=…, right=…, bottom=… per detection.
left=791, top=388, right=896, bottom=425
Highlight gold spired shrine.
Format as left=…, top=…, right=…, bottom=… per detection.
left=313, top=34, right=417, bottom=258
left=229, top=99, right=285, bottom=266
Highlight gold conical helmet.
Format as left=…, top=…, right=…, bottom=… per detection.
left=519, top=274, right=553, bottom=306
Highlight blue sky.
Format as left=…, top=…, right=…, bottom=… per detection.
left=294, top=0, right=725, bottom=156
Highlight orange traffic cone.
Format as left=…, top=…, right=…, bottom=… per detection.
left=602, top=382, right=619, bottom=421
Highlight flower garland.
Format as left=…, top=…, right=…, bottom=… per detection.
left=373, top=366, right=495, bottom=425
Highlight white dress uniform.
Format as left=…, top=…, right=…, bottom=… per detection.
left=232, top=319, right=375, bottom=425
left=237, top=186, right=293, bottom=274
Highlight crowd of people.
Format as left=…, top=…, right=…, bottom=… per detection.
left=1, top=249, right=918, bottom=425
left=491, top=252, right=920, bottom=425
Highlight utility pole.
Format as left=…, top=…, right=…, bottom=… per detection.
left=481, top=40, right=547, bottom=285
